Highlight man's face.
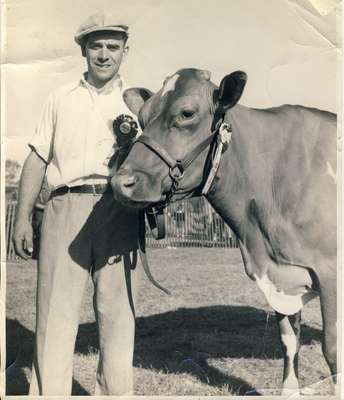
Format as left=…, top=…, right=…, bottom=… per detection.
left=84, top=31, right=128, bottom=87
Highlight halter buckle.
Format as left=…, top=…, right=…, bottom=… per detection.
left=169, top=162, right=184, bottom=182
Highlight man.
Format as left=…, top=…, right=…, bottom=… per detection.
left=13, top=13, right=141, bottom=396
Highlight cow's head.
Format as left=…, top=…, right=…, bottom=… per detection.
left=111, top=68, right=247, bottom=208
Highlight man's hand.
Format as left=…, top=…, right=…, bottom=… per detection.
left=12, top=150, right=47, bottom=260
left=13, top=216, right=34, bottom=260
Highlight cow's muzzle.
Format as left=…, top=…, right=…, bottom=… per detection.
left=111, top=168, right=162, bottom=208
left=115, top=168, right=139, bottom=188
left=111, top=168, right=139, bottom=202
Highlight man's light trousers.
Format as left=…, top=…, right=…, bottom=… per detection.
left=29, top=192, right=141, bottom=395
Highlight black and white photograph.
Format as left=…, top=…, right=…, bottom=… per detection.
left=1, top=0, right=341, bottom=398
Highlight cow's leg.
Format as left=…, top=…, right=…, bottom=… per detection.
left=318, top=274, right=337, bottom=384
left=276, top=311, right=301, bottom=396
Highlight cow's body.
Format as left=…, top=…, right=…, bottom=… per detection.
left=210, top=104, right=336, bottom=313
left=111, top=69, right=337, bottom=395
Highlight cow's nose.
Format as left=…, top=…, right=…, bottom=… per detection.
left=123, top=174, right=137, bottom=187
left=114, top=168, right=138, bottom=188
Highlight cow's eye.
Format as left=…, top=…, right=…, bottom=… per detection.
left=181, top=110, right=195, bottom=119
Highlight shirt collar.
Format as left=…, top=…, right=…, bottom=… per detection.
left=80, top=72, right=123, bottom=94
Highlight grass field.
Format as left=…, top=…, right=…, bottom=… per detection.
left=6, top=248, right=333, bottom=396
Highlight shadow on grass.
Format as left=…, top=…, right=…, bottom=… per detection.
left=6, top=305, right=322, bottom=395
left=5, top=319, right=89, bottom=395
left=76, top=305, right=322, bottom=395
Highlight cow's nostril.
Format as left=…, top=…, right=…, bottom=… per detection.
left=123, top=175, right=137, bottom=188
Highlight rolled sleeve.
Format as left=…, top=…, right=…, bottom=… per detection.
left=29, top=92, right=56, bottom=163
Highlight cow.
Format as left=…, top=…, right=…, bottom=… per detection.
left=111, top=68, right=337, bottom=395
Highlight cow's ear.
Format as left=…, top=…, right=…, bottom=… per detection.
left=218, top=71, right=247, bottom=111
left=123, top=88, right=154, bottom=116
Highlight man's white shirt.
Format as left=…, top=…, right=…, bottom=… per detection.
left=29, top=74, right=136, bottom=189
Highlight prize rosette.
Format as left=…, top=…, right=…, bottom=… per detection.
left=113, top=114, right=138, bottom=147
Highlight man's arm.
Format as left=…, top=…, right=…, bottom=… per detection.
left=13, top=150, right=47, bottom=259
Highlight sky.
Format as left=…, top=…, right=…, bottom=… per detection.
left=2, top=0, right=341, bottom=165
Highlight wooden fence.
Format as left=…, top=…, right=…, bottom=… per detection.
left=145, top=198, right=238, bottom=248
left=5, top=198, right=238, bottom=261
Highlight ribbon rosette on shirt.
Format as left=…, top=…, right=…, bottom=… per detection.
left=107, top=114, right=139, bottom=170
left=113, top=114, right=138, bottom=148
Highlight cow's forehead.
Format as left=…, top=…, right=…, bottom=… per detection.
left=162, top=69, right=212, bottom=96
left=161, top=70, right=216, bottom=108
left=161, top=74, right=180, bottom=96
left=139, top=69, right=216, bottom=125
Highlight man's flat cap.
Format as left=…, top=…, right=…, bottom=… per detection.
left=75, top=13, right=129, bottom=45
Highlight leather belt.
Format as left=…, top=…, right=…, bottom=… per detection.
left=50, top=184, right=111, bottom=199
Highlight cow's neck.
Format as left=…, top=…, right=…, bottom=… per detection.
left=206, top=105, right=261, bottom=239
left=205, top=104, right=283, bottom=275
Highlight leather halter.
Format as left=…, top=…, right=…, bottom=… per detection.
left=134, top=116, right=225, bottom=209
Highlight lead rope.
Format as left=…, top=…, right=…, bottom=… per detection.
left=111, top=115, right=171, bottom=294
left=138, top=210, right=171, bottom=295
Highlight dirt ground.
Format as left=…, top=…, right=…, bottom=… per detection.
left=6, top=248, right=334, bottom=396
